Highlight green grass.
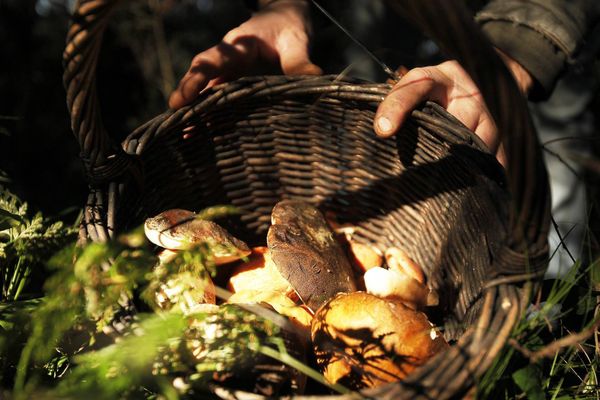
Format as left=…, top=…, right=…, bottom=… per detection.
left=477, top=260, right=600, bottom=399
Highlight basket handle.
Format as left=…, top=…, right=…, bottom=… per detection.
left=386, top=0, right=551, bottom=277
left=63, top=0, right=135, bottom=186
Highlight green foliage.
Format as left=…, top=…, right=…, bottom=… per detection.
left=512, top=364, right=545, bottom=400
left=0, top=298, right=43, bottom=387
left=3, top=202, right=321, bottom=399
left=50, top=304, right=296, bottom=399
left=55, top=312, right=188, bottom=399
left=0, top=187, right=77, bottom=301
left=12, top=228, right=158, bottom=394
left=477, top=261, right=600, bottom=399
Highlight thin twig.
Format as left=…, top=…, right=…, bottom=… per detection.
left=550, top=216, right=577, bottom=264
left=508, top=338, right=535, bottom=359
left=484, top=271, right=546, bottom=289
left=510, top=319, right=600, bottom=363
left=542, top=147, right=582, bottom=179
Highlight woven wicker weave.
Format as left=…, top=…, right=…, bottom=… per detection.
left=63, top=0, right=551, bottom=398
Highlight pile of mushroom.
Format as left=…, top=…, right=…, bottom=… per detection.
left=144, top=200, right=447, bottom=392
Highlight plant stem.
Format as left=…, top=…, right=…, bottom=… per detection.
left=14, top=265, right=31, bottom=300
left=258, top=344, right=354, bottom=396
left=7, top=257, right=25, bottom=300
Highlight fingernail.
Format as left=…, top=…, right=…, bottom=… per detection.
left=377, top=116, right=392, bottom=134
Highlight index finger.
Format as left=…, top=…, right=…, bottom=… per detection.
left=374, top=67, right=446, bottom=137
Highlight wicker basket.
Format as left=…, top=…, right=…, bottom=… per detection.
left=63, top=0, right=551, bottom=398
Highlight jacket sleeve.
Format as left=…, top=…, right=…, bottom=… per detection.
left=243, top=0, right=598, bottom=99
left=475, top=0, right=600, bottom=100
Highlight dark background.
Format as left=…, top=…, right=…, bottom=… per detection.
left=0, top=0, right=427, bottom=216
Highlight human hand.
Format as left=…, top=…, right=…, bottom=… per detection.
left=168, top=0, right=322, bottom=110
left=373, top=55, right=533, bottom=167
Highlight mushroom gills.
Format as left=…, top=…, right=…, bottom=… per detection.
left=144, top=208, right=251, bottom=264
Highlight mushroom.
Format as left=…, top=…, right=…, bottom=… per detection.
left=363, top=266, right=428, bottom=310
left=154, top=274, right=217, bottom=312
left=311, top=292, right=448, bottom=389
left=385, top=247, right=425, bottom=285
left=346, top=240, right=383, bottom=272
left=363, top=248, right=439, bottom=309
left=267, top=200, right=357, bottom=312
left=378, top=247, right=439, bottom=307
left=324, top=211, right=382, bottom=273
left=227, top=247, right=295, bottom=298
left=144, top=209, right=251, bottom=265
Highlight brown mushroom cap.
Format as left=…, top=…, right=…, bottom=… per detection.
left=144, top=209, right=251, bottom=264
left=311, top=292, right=448, bottom=389
left=267, top=201, right=357, bottom=312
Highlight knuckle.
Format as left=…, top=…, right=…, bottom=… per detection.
left=406, top=66, right=433, bottom=80
left=222, top=28, right=242, bottom=43
left=191, top=53, right=208, bottom=67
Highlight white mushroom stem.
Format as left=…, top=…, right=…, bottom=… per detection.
left=363, top=267, right=429, bottom=309
left=158, top=249, right=178, bottom=264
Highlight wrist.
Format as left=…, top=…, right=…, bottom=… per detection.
left=495, top=49, right=534, bottom=96
left=259, top=0, right=308, bottom=12
left=259, top=0, right=312, bottom=35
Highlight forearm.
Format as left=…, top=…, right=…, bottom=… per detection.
left=496, top=49, right=534, bottom=96
left=476, top=0, right=600, bottom=100
left=243, top=0, right=313, bottom=37
left=244, top=0, right=308, bottom=12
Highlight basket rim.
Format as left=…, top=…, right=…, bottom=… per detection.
left=123, top=75, right=496, bottom=163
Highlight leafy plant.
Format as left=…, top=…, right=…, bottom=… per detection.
left=477, top=260, right=600, bottom=399
left=11, top=227, right=158, bottom=395
left=4, top=204, right=333, bottom=399
left=0, top=187, right=77, bottom=301
left=52, top=305, right=290, bottom=399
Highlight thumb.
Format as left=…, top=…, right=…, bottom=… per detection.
left=277, top=31, right=322, bottom=75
